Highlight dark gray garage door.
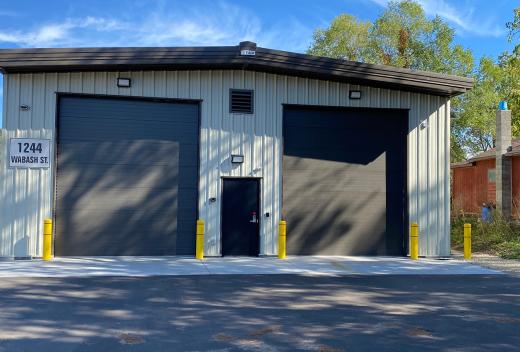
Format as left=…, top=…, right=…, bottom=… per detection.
left=283, top=106, right=407, bottom=256
left=55, top=96, right=199, bottom=256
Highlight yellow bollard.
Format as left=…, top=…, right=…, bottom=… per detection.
left=464, top=223, right=472, bottom=260
left=43, top=218, right=53, bottom=261
left=196, top=219, right=204, bottom=260
left=410, top=222, right=419, bottom=260
left=278, top=220, right=287, bottom=259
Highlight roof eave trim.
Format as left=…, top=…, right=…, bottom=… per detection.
left=0, top=43, right=474, bottom=97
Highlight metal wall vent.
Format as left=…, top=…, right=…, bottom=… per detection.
left=230, top=89, right=254, bottom=114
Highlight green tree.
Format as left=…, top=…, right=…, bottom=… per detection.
left=451, top=8, right=520, bottom=159
left=308, top=14, right=372, bottom=62
left=451, top=57, right=505, bottom=155
left=506, top=7, right=519, bottom=46
left=308, top=0, right=473, bottom=76
left=505, top=7, right=520, bottom=108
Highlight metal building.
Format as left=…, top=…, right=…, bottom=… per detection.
left=0, top=41, right=472, bottom=258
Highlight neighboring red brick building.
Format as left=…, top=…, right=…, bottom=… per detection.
left=451, top=137, right=520, bottom=217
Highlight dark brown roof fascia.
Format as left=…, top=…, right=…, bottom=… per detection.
left=0, top=42, right=474, bottom=97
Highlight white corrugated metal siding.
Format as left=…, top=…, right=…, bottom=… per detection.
left=0, top=70, right=450, bottom=257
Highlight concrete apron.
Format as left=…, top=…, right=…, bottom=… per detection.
left=0, top=256, right=504, bottom=278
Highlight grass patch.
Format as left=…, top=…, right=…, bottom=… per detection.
left=451, top=214, right=520, bottom=259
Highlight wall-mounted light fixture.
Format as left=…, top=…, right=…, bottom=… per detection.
left=20, top=104, right=31, bottom=111
left=349, top=90, right=362, bottom=99
left=117, top=77, right=131, bottom=88
left=231, top=154, right=244, bottom=164
left=420, top=120, right=428, bottom=130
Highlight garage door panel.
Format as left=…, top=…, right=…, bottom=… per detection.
left=284, top=129, right=395, bottom=142
left=284, top=156, right=387, bottom=189
left=58, top=217, right=190, bottom=235
left=284, top=193, right=386, bottom=220
left=56, top=171, right=178, bottom=190
left=60, top=98, right=197, bottom=116
left=57, top=236, right=185, bottom=256
left=58, top=218, right=196, bottom=238
left=60, top=122, right=199, bottom=141
left=58, top=142, right=198, bottom=167
left=56, top=179, right=181, bottom=195
left=60, top=104, right=198, bottom=126
left=284, top=193, right=386, bottom=210
left=285, top=143, right=390, bottom=165
left=59, top=111, right=199, bottom=124
left=56, top=190, right=196, bottom=212
left=284, top=112, right=389, bottom=126
left=56, top=207, right=197, bottom=219
left=286, top=150, right=392, bottom=166
left=56, top=189, right=179, bottom=210
left=283, top=154, right=387, bottom=168
left=56, top=164, right=198, bottom=190
left=288, top=215, right=387, bottom=255
left=58, top=121, right=199, bottom=142
left=59, top=107, right=198, bottom=120
left=283, top=107, right=407, bottom=256
left=55, top=96, right=199, bottom=256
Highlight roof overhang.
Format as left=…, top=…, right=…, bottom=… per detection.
left=0, top=41, right=473, bottom=97
left=467, top=155, right=494, bottom=163
left=451, top=162, right=474, bottom=169
left=505, top=150, right=520, bottom=157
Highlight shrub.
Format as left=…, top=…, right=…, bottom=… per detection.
left=451, top=212, right=520, bottom=259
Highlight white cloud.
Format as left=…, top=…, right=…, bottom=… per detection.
left=128, top=2, right=310, bottom=51
left=0, top=2, right=312, bottom=51
left=0, top=17, right=127, bottom=47
left=368, top=0, right=505, bottom=37
left=133, top=2, right=263, bottom=46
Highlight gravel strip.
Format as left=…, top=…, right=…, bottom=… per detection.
left=452, top=250, right=520, bottom=276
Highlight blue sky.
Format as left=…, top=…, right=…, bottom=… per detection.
left=0, top=0, right=518, bottom=125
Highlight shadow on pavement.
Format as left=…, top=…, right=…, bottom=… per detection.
left=0, top=274, right=519, bottom=351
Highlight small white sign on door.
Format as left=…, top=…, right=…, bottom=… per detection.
left=9, top=138, right=51, bottom=168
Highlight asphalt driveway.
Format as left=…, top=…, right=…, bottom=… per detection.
left=0, top=274, right=519, bottom=351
